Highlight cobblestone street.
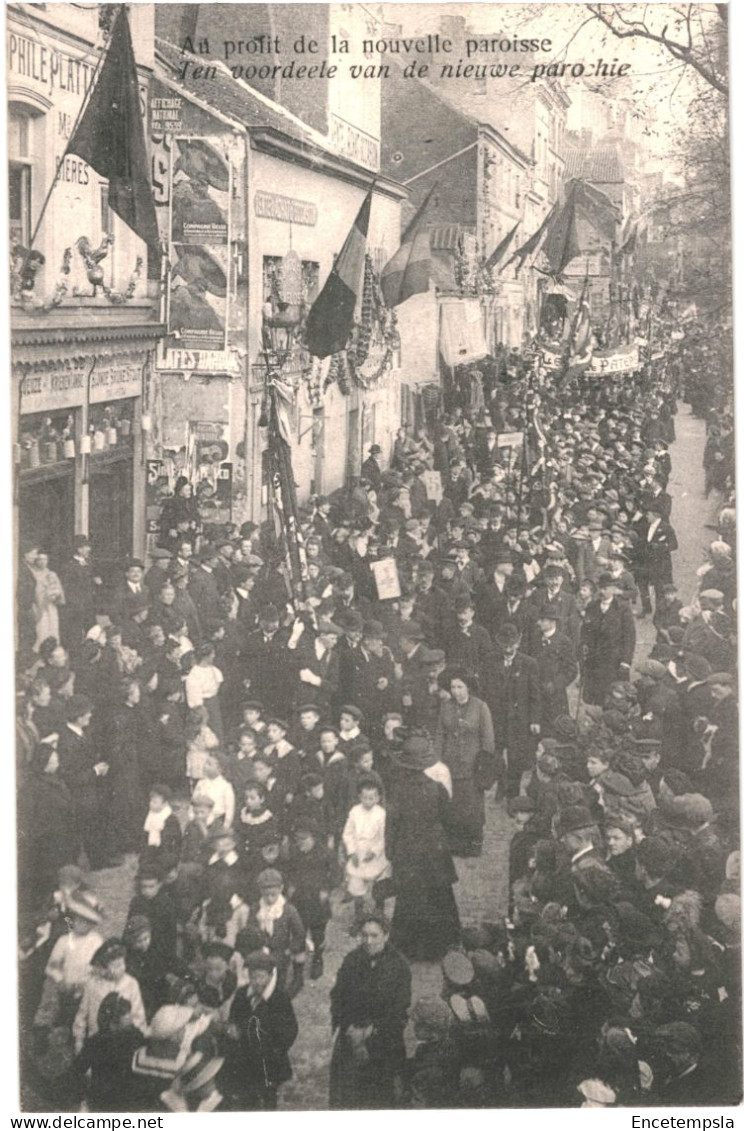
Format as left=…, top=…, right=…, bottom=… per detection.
left=72, top=402, right=719, bottom=1111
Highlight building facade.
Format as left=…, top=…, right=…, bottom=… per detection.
left=9, top=3, right=163, bottom=576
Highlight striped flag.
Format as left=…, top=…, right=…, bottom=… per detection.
left=380, top=183, right=436, bottom=307
left=305, top=190, right=372, bottom=358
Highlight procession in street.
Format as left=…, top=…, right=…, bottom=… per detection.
left=10, top=1, right=738, bottom=1114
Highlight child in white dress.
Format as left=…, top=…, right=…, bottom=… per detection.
left=342, top=775, right=390, bottom=929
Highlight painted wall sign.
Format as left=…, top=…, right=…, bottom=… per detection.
left=254, top=191, right=318, bottom=227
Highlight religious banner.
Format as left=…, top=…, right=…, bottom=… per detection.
left=587, top=346, right=640, bottom=375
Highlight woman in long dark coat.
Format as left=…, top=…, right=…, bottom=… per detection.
left=433, top=669, right=495, bottom=857
left=329, top=913, right=411, bottom=1109
left=109, top=678, right=150, bottom=855
left=19, top=741, right=78, bottom=910
left=385, top=735, right=461, bottom=961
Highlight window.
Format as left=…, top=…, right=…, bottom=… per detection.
left=9, top=163, right=31, bottom=247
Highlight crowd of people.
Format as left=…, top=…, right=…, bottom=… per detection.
left=15, top=319, right=740, bottom=1111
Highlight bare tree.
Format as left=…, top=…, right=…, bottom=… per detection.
left=586, top=4, right=728, bottom=96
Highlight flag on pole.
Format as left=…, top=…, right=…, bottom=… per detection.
left=380, top=183, right=436, bottom=307
left=502, top=202, right=558, bottom=275
left=305, top=191, right=372, bottom=358
left=484, top=221, right=520, bottom=271
left=67, top=10, right=159, bottom=251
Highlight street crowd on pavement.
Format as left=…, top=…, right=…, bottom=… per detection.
left=16, top=318, right=740, bottom=1111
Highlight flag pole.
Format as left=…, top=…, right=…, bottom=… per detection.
left=25, top=10, right=118, bottom=253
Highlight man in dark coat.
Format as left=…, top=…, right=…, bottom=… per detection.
left=531, top=610, right=578, bottom=734
left=529, top=564, right=581, bottom=653
left=240, top=604, right=292, bottom=716
left=487, top=623, right=541, bottom=798
left=289, top=619, right=342, bottom=717
left=17, top=542, right=40, bottom=664
left=473, top=549, right=514, bottom=640
left=57, top=693, right=113, bottom=869
left=415, top=561, right=452, bottom=647
left=187, top=546, right=224, bottom=636
left=442, top=593, right=493, bottom=685
left=361, top=444, right=383, bottom=491
left=633, top=502, right=678, bottom=615
left=60, top=536, right=101, bottom=652
left=581, top=573, right=636, bottom=706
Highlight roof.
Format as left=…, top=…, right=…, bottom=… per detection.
left=564, top=145, right=624, bottom=184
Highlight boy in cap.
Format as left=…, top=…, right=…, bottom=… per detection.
left=240, top=870, right=306, bottom=997
left=225, top=951, right=299, bottom=1109
left=286, top=819, right=334, bottom=979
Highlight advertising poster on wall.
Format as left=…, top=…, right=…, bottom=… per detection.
left=167, top=137, right=231, bottom=350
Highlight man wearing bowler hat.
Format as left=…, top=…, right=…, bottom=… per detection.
left=361, top=443, right=383, bottom=492
left=581, top=572, right=636, bottom=706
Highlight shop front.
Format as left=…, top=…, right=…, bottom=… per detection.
left=13, top=324, right=162, bottom=580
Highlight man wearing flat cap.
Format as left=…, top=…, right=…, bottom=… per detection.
left=240, top=604, right=292, bottom=717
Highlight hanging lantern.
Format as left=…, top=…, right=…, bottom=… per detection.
left=141, top=413, right=152, bottom=432
left=80, top=435, right=92, bottom=455
left=93, top=430, right=105, bottom=451
left=107, top=427, right=118, bottom=446
left=120, top=418, right=132, bottom=437
left=64, top=438, right=76, bottom=459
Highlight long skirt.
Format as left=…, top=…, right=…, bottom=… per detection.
left=448, top=775, right=485, bottom=856
left=329, top=1032, right=401, bottom=1110
left=390, top=881, right=461, bottom=961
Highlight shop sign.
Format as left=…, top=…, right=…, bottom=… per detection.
left=157, top=344, right=242, bottom=374
left=20, top=361, right=142, bottom=412
left=587, top=346, right=639, bottom=375
left=328, top=113, right=380, bottom=172
left=254, top=191, right=318, bottom=227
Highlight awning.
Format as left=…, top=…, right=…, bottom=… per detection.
left=439, top=297, right=489, bottom=368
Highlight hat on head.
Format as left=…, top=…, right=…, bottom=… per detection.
left=149, top=547, right=172, bottom=561
left=202, top=941, right=234, bottom=963
left=66, top=886, right=103, bottom=923
left=536, top=606, right=559, bottom=621
left=66, top=694, right=93, bottom=722
left=706, top=671, right=735, bottom=687
left=363, top=620, right=385, bottom=639
left=495, top=623, right=522, bottom=648
left=419, top=647, right=446, bottom=665
left=369, top=444, right=382, bottom=455
left=637, top=659, right=668, bottom=681
left=401, top=734, right=434, bottom=768
left=123, top=914, right=151, bottom=943
left=207, top=823, right=236, bottom=843
left=340, top=704, right=363, bottom=722
left=637, top=836, right=677, bottom=877
left=149, top=1005, right=193, bottom=1041
left=298, top=702, right=321, bottom=716
left=556, top=805, right=595, bottom=838
left=669, top=793, right=713, bottom=827
left=598, top=571, right=616, bottom=587
left=243, top=949, right=277, bottom=972
left=339, top=610, right=364, bottom=634
left=91, top=938, right=126, bottom=967
left=257, top=867, right=283, bottom=889
left=125, top=558, right=144, bottom=570
left=411, top=996, right=452, bottom=1038
left=398, top=621, right=426, bottom=641
left=684, top=654, right=713, bottom=682
left=441, top=949, right=475, bottom=988
left=699, top=588, right=724, bottom=604
left=259, top=603, right=280, bottom=622
left=492, top=548, right=514, bottom=565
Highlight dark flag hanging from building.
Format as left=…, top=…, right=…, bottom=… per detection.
left=502, top=201, right=558, bottom=275
left=380, top=183, right=436, bottom=307
left=67, top=9, right=160, bottom=251
left=542, top=195, right=581, bottom=278
left=305, top=190, right=372, bottom=358
left=484, top=221, right=520, bottom=272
